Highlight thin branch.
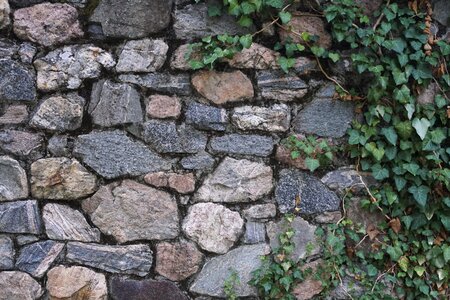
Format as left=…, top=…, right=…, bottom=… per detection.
left=371, top=263, right=396, bottom=293
left=372, top=0, right=391, bottom=31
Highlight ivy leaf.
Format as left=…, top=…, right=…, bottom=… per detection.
left=414, top=266, right=426, bottom=277
left=371, top=164, right=389, bottom=180
left=408, top=185, right=430, bottom=207
left=440, top=215, right=450, bottom=231
left=387, top=246, right=403, bottom=261
left=265, top=0, right=284, bottom=8
left=328, top=52, right=340, bottom=63
left=392, top=70, right=408, bottom=86
left=412, top=118, right=431, bottom=140
left=278, top=11, right=291, bottom=24
left=395, top=121, right=413, bottom=139
left=435, top=94, right=447, bottom=108
left=278, top=56, right=296, bottom=73
left=405, top=103, right=415, bottom=120
left=239, top=34, right=253, bottom=48
left=367, top=265, right=378, bottom=277
left=381, top=127, right=398, bottom=145
left=238, top=15, right=253, bottom=27
left=305, top=157, right=320, bottom=172
left=398, top=256, right=409, bottom=272
left=311, top=46, right=326, bottom=57
left=403, top=163, right=419, bottom=175
left=394, top=176, right=407, bottom=191
left=391, top=38, right=407, bottom=53
left=207, top=3, right=222, bottom=16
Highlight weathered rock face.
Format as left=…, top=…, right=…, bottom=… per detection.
left=182, top=203, right=244, bottom=254
left=0, top=156, right=28, bottom=201
left=228, top=43, right=279, bottom=69
left=82, top=180, right=179, bottom=243
left=0, top=130, right=44, bottom=160
left=0, top=0, right=10, bottom=30
left=34, top=45, right=115, bottom=92
left=275, top=143, right=308, bottom=170
left=0, top=59, right=36, bottom=102
left=192, top=70, right=254, bottom=105
left=321, top=167, right=372, bottom=196
left=243, top=222, right=266, bottom=244
left=73, top=131, right=171, bottom=179
left=47, top=135, right=70, bottom=157
left=210, top=134, right=274, bottom=157
left=43, top=203, right=101, bottom=242
left=66, top=242, right=152, bottom=276
left=18, top=43, right=36, bottom=64
left=292, top=259, right=324, bottom=300
left=146, top=95, right=181, bottom=119
left=190, top=244, right=270, bottom=297
left=185, top=102, right=228, bottom=131
left=144, top=172, right=195, bottom=194
left=0, top=105, right=29, bottom=124
left=119, top=73, right=192, bottom=95
left=0, top=200, right=42, bottom=234
left=0, top=271, right=43, bottom=299
left=195, top=157, right=273, bottom=203
left=47, top=265, right=107, bottom=300
left=16, top=235, right=39, bottom=246
left=116, top=39, right=168, bottom=73
left=90, top=0, right=173, bottom=38
left=232, top=104, right=290, bottom=132
left=0, top=236, right=14, bottom=270
left=155, top=240, right=204, bottom=281
left=170, top=44, right=196, bottom=70
left=89, top=80, right=143, bottom=127
left=16, top=240, right=64, bottom=278
left=242, top=203, right=277, bottom=220
left=30, top=158, right=97, bottom=200
left=13, top=3, right=83, bottom=47
left=256, top=70, right=308, bottom=101
left=180, top=151, right=215, bottom=171
left=110, top=278, right=188, bottom=300
left=432, top=0, right=450, bottom=26
left=279, top=16, right=332, bottom=49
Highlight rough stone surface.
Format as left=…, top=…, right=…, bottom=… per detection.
left=30, top=93, right=85, bottom=132
left=119, top=73, right=191, bottom=95
left=47, top=265, right=107, bottom=300
left=13, top=3, right=83, bottom=47
left=0, top=236, right=14, bottom=270
left=144, top=172, right=195, bottom=194
left=0, top=200, right=42, bottom=234
left=30, top=158, right=97, bottom=200
left=433, top=0, right=450, bottom=26
left=89, top=79, right=143, bottom=127
left=66, top=242, right=153, bottom=276
left=275, top=144, right=308, bottom=170
left=146, top=95, right=181, bottom=119
left=243, top=222, right=266, bottom=244
left=0, top=156, right=28, bottom=201
left=180, top=151, right=215, bottom=171
left=210, top=134, right=274, bottom=157
left=34, top=45, right=115, bottom=92
left=182, top=203, right=244, bottom=254
left=228, top=43, right=279, bottom=69
left=0, top=0, right=10, bottom=30
left=346, top=196, right=384, bottom=229
left=18, top=43, right=36, bottom=64
left=185, top=102, right=228, bottom=131
left=116, top=39, right=168, bottom=73
left=190, top=244, right=269, bottom=297
left=16, top=240, right=64, bottom=278
left=16, top=235, right=39, bottom=246
left=47, top=135, right=70, bottom=157
left=292, top=259, right=324, bottom=300
left=276, top=169, right=341, bottom=214
left=195, top=157, right=273, bottom=203
left=0, top=271, right=43, bottom=300
left=256, top=70, right=308, bottom=101
left=321, top=167, right=373, bottom=196
left=232, top=104, right=290, bottom=132
left=110, top=278, right=188, bottom=300
left=315, top=211, right=342, bottom=224
left=90, top=0, right=173, bottom=38
left=82, top=180, right=179, bottom=243
left=192, top=70, right=254, bottom=105
left=170, top=44, right=196, bottom=70
left=0, top=59, right=36, bottom=102
left=242, top=203, right=277, bottom=220
left=417, top=82, right=438, bottom=105
left=74, top=131, right=171, bottom=179
left=0, top=39, right=17, bottom=58
left=155, top=240, right=204, bottom=281
left=0, top=105, right=28, bottom=124
left=355, top=0, right=383, bottom=15
left=0, top=130, right=44, bottom=159
left=279, top=16, right=332, bottom=49
left=43, top=203, right=101, bottom=242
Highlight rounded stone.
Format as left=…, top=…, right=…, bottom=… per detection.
left=0, top=271, right=43, bottom=300
left=0, top=156, right=28, bottom=201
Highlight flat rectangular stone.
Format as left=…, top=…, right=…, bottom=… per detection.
left=243, top=222, right=266, bottom=244
left=209, top=134, right=273, bottom=157
left=0, top=200, right=42, bottom=234
left=119, top=73, right=192, bottom=95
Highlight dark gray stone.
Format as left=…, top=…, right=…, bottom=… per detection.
left=180, top=152, right=215, bottom=170
left=210, top=134, right=273, bottom=157
left=110, top=278, right=188, bottom=300
left=66, top=242, right=153, bottom=276
left=0, top=200, right=42, bottom=234
left=243, top=222, right=266, bottom=244
left=276, top=169, right=341, bottom=214
left=256, top=70, right=308, bottom=101
left=47, top=135, right=70, bottom=157
left=0, top=156, right=28, bottom=201
left=185, top=102, right=228, bottom=131
left=0, top=39, right=18, bottom=58
left=142, top=121, right=207, bottom=154
left=9, top=0, right=44, bottom=8
left=0, top=59, right=35, bottom=102
left=74, top=131, right=171, bottom=179
left=321, top=167, right=376, bottom=196
left=0, top=235, right=14, bottom=269
left=119, top=73, right=192, bottom=95
left=432, top=0, right=449, bottom=26
left=16, top=240, right=64, bottom=278
left=0, top=130, right=44, bottom=160
left=18, top=43, right=37, bottom=64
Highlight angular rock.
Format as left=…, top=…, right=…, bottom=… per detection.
left=180, top=152, right=215, bottom=171
left=119, top=73, right=191, bottom=95
left=0, top=271, right=43, bottom=300
left=279, top=16, right=332, bottom=49
left=30, top=93, right=85, bottom=132
left=183, top=203, right=244, bottom=254
left=170, top=44, right=197, bottom=70
left=321, top=167, right=373, bottom=196
left=47, top=265, right=107, bottom=300
left=155, top=240, right=204, bottom=281
left=276, top=169, right=341, bottom=214
left=195, top=157, right=273, bottom=203
left=13, top=3, right=83, bottom=47
left=0, top=105, right=28, bottom=124
left=74, top=131, right=171, bottom=179
left=90, top=0, right=172, bottom=38
left=232, top=104, right=290, bottom=132
left=43, top=203, right=101, bottom=242
left=31, top=158, right=97, bottom=200
left=267, top=217, right=319, bottom=261
left=146, top=95, right=181, bottom=119
left=110, top=277, right=188, bottom=300
left=0, top=39, right=17, bottom=58
left=210, top=134, right=273, bottom=157
left=0, top=156, right=28, bottom=201
left=82, top=180, right=179, bottom=243
left=0, top=59, right=36, bottom=102
left=228, top=43, right=279, bottom=69
left=190, top=244, right=270, bottom=297
left=242, top=203, right=277, bottom=220
left=292, top=259, right=324, bottom=300
left=16, top=240, right=64, bottom=278
left=315, top=211, right=342, bottom=224
left=0, top=200, right=42, bottom=234
left=116, top=39, right=168, bottom=73
left=191, top=70, right=254, bottom=105
left=34, top=45, right=115, bottom=92
left=293, top=57, right=318, bottom=75
left=0, top=236, right=14, bottom=270
left=433, top=0, right=450, bottom=26
left=47, top=135, right=70, bottom=157
left=243, top=222, right=266, bottom=244
left=66, top=242, right=153, bottom=276
left=185, top=102, right=228, bottom=131
left=346, top=196, right=384, bottom=229
left=16, top=235, right=39, bottom=246
left=0, top=130, right=44, bottom=159
left=0, top=0, right=10, bottom=29
left=275, top=144, right=308, bottom=170
left=18, top=43, right=36, bottom=64
left=144, top=172, right=195, bottom=194
left=256, top=69, right=307, bottom=101
left=89, top=80, right=143, bottom=127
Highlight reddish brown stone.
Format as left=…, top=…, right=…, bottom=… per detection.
left=227, top=43, right=279, bottom=69
left=0, top=105, right=28, bottom=125
left=146, top=95, right=181, bottom=119
left=143, top=172, right=169, bottom=188
left=292, top=259, right=324, bottom=300
left=279, top=16, right=332, bottom=49
left=275, top=145, right=308, bottom=170
left=144, top=172, right=196, bottom=194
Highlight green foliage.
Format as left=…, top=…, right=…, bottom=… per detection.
left=223, top=269, right=240, bottom=300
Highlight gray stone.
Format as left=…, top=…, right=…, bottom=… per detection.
left=30, top=93, right=85, bottom=132
left=185, top=102, right=228, bottom=131
left=0, top=105, right=28, bottom=124
left=8, top=0, right=44, bottom=7
left=0, top=59, right=36, bottom=102
left=243, top=222, right=266, bottom=244
left=43, top=203, right=101, bottom=242
left=0, top=0, right=10, bottom=30
left=110, top=277, right=188, bottom=300
left=116, top=39, right=168, bottom=73
left=0, top=236, right=13, bottom=269
left=142, top=121, right=207, bottom=154
left=0, top=130, right=44, bottom=160
left=18, top=43, right=36, bottom=64
left=16, top=235, right=39, bottom=246
left=47, top=135, right=70, bottom=156
left=0, top=271, right=43, bottom=300
left=321, top=167, right=373, bottom=196
left=0, top=156, right=28, bottom=201
left=432, top=0, right=449, bottom=26
left=256, top=70, right=308, bottom=101
left=276, top=169, right=341, bottom=214
left=0, top=39, right=17, bottom=58
left=0, top=200, right=42, bottom=234
left=242, top=203, right=277, bottom=220
left=66, top=242, right=153, bottom=276
left=119, top=73, right=192, bottom=95
left=89, top=80, right=143, bottom=127
left=195, top=157, right=273, bottom=203
left=180, top=152, right=216, bottom=171
left=232, top=104, right=291, bottom=132
left=74, top=130, right=171, bottom=179
left=90, top=0, right=173, bottom=38
left=190, top=244, right=270, bottom=297
left=16, top=240, right=64, bottom=278
left=210, top=134, right=274, bottom=157
left=82, top=180, right=179, bottom=243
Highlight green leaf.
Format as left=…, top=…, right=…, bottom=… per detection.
left=207, top=3, right=222, bottom=17
left=238, top=15, right=253, bottom=27
left=440, top=215, right=450, bottom=231
left=239, top=34, right=252, bottom=48
left=278, top=56, right=296, bottom=73
left=391, top=38, right=407, bottom=53
left=412, top=118, right=431, bottom=140
left=387, top=246, right=403, bottom=261
left=372, top=164, right=389, bottom=180
left=265, top=0, right=284, bottom=8
left=414, top=266, right=426, bottom=277
left=403, top=163, right=419, bottom=176
left=395, top=121, right=413, bottom=139
left=311, top=46, right=326, bottom=57
left=305, top=157, right=320, bottom=172
left=367, top=265, right=378, bottom=277
left=405, top=103, right=415, bottom=120
left=278, top=11, right=291, bottom=24
left=394, top=176, right=407, bottom=191
left=381, top=127, right=398, bottom=145
left=408, top=185, right=430, bottom=207
left=328, top=52, right=340, bottom=63
left=393, top=85, right=411, bottom=103
left=435, top=94, right=447, bottom=108
left=443, top=246, right=450, bottom=262
left=392, top=69, right=408, bottom=86
left=398, top=256, right=409, bottom=272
